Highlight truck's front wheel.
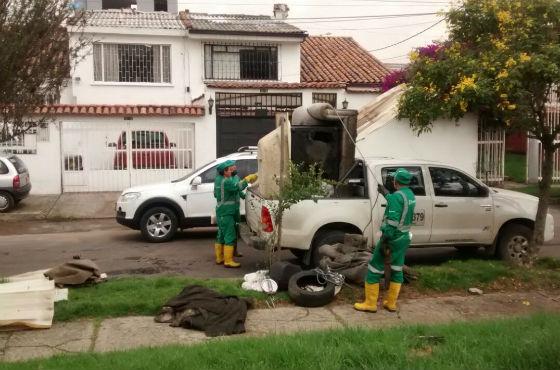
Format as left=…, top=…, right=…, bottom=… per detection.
left=311, top=229, right=346, bottom=267
left=497, top=224, right=532, bottom=264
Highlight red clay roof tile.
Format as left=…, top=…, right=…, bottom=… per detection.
left=34, top=105, right=205, bottom=117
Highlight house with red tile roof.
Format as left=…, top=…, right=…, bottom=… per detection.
left=9, top=1, right=389, bottom=194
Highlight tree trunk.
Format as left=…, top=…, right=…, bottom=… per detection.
left=531, top=139, right=555, bottom=264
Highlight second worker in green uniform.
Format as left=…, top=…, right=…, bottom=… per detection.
left=213, top=160, right=257, bottom=268
left=354, top=168, right=416, bottom=313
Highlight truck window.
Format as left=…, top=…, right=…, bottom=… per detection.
left=332, top=161, right=368, bottom=198
left=381, top=167, right=426, bottom=196
left=429, top=167, right=483, bottom=197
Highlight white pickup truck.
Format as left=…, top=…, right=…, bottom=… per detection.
left=242, top=157, right=555, bottom=265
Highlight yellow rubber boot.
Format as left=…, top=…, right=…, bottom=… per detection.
left=223, top=245, right=240, bottom=268
left=383, top=282, right=402, bottom=312
left=353, top=283, right=379, bottom=313
left=214, top=244, right=224, bottom=264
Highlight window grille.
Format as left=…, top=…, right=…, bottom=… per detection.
left=93, top=43, right=171, bottom=83
left=204, top=44, right=279, bottom=80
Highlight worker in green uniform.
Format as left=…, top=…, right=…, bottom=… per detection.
left=213, top=160, right=258, bottom=268
left=354, top=168, right=416, bottom=313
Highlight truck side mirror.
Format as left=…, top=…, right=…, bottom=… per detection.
left=191, top=176, right=202, bottom=187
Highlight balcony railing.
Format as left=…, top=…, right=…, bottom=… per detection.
left=205, top=59, right=279, bottom=81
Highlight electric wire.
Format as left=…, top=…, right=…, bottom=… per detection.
left=333, top=109, right=384, bottom=242
left=367, top=18, right=444, bottom=51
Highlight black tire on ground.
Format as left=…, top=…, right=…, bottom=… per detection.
left=311, top=229, right=346, bottom=267
left=497, top=224, right=533, bottom=263
left=270, top=261, right=303, bottom=291
left=14, top=199, right=21, bottom=205
left=0, top=191, right=14, bottom=213
left=288, top=270, right=336, bottom=307
left=140, top=206, right=178, bottom=243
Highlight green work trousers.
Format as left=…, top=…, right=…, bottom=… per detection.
left=366, top=232, right=411, bottom=284
left=216, top=213, right=237, bottom=246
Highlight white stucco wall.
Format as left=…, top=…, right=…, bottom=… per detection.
left=19, top=122, right=62, bottom=195
left=67, top=31, right=188, bottom=105
left=357, top=115, right=479, bottom=176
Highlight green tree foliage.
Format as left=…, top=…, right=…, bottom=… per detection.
left=0, top=0, right=87, bottom=143
left=398, top=0, right=560, bottom=264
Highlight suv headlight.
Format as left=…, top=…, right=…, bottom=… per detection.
left=121, top=192, right=141, bottom=202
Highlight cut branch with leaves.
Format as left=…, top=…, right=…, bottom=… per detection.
left=263, top=162, right=331, bottom=268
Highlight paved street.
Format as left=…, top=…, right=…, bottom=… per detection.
left=1, top=217, right=559, bottom=278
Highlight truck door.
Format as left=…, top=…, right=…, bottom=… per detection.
left=427, top=166, right=494, bottom=244
left=378, top=166, right=433, bottom=244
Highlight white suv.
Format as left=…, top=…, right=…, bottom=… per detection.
left=116, top=148, right=257, bottom=242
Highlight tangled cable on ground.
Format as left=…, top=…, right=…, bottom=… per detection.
left=313, top=266, right=345, bottom=287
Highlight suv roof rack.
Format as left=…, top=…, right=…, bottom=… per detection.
left=237, top=146, right=258, bottom=152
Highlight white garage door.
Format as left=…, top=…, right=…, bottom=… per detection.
left=62, top=121, right=194, bottom=192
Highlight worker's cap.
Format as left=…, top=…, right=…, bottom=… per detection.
left=217, top=160, right=236, bottom=172
left=394, top=168, right=413, bottom=185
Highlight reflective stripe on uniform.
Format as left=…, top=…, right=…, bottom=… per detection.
left=395, top=190, right=408, bottom=228
left=391, top=265, right=403, bottom=272
left=368, top=264, right=384, bottom=274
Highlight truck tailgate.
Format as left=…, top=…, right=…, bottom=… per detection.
left=245, top=186, right=264, bottom=233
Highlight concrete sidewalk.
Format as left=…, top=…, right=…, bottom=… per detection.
left=0, top=192, right=119, bottom=222
left=1, top=290, right=560, bottom=363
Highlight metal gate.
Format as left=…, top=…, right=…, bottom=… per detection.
left=536, top=89, right=560, bottom=182
left=62, top=121, right=194, bottom=192
left=215, top=92, right=302, bottom=157
left=477, top=122, right=505, bottom=184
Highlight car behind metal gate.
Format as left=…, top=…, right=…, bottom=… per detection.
left=62, top=121, right=194, bottom=192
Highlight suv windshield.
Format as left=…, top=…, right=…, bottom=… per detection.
left=8, top=156, right=27, bottom=174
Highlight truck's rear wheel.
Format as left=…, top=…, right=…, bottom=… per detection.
left=140, top=207, right=178, bottom=243
left=497, top=224, right=532, bottom=264
left=311, top=229, right=346, bottom=267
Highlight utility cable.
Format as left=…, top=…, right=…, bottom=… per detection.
left=367, top=18, right=445, bottom=51
left=333, top=109, right=384, bottom=242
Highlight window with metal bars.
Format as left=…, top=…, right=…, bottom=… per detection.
left=93, top=43, right=171, bottom=83
left=204, top=44, right=278, bottom=80
left=154, top=0, right=168, bottom=11
left=312, top=93, right=337, bottom=108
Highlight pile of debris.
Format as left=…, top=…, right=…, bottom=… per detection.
left=0, top=258, right=106, bottom=330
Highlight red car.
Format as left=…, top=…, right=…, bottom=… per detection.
left=113, top=131, right=177, bottom=170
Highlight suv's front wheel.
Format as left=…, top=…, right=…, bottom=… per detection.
left=140, top=207, right=178, bottom=243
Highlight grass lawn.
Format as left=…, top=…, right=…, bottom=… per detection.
left=413, top=258, right=560, bottom=292
left=505, top=152, right=527, bottom=183
left=54, top=276, right=287, bottom=322
left=2, top=313, right=559, bottom=370
left=53, top=258, right=560, bottom=322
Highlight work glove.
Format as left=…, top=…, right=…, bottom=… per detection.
left=377, top=184, right=389, bottom=196
left=244, top=173, right=258, bottom=184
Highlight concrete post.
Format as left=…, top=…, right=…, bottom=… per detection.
left=527, top=137, right=540, bottom=184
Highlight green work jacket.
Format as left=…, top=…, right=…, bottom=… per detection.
left=380, top=187, right=416, bottom=240
left=214, top=175, right=248, bottom=216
